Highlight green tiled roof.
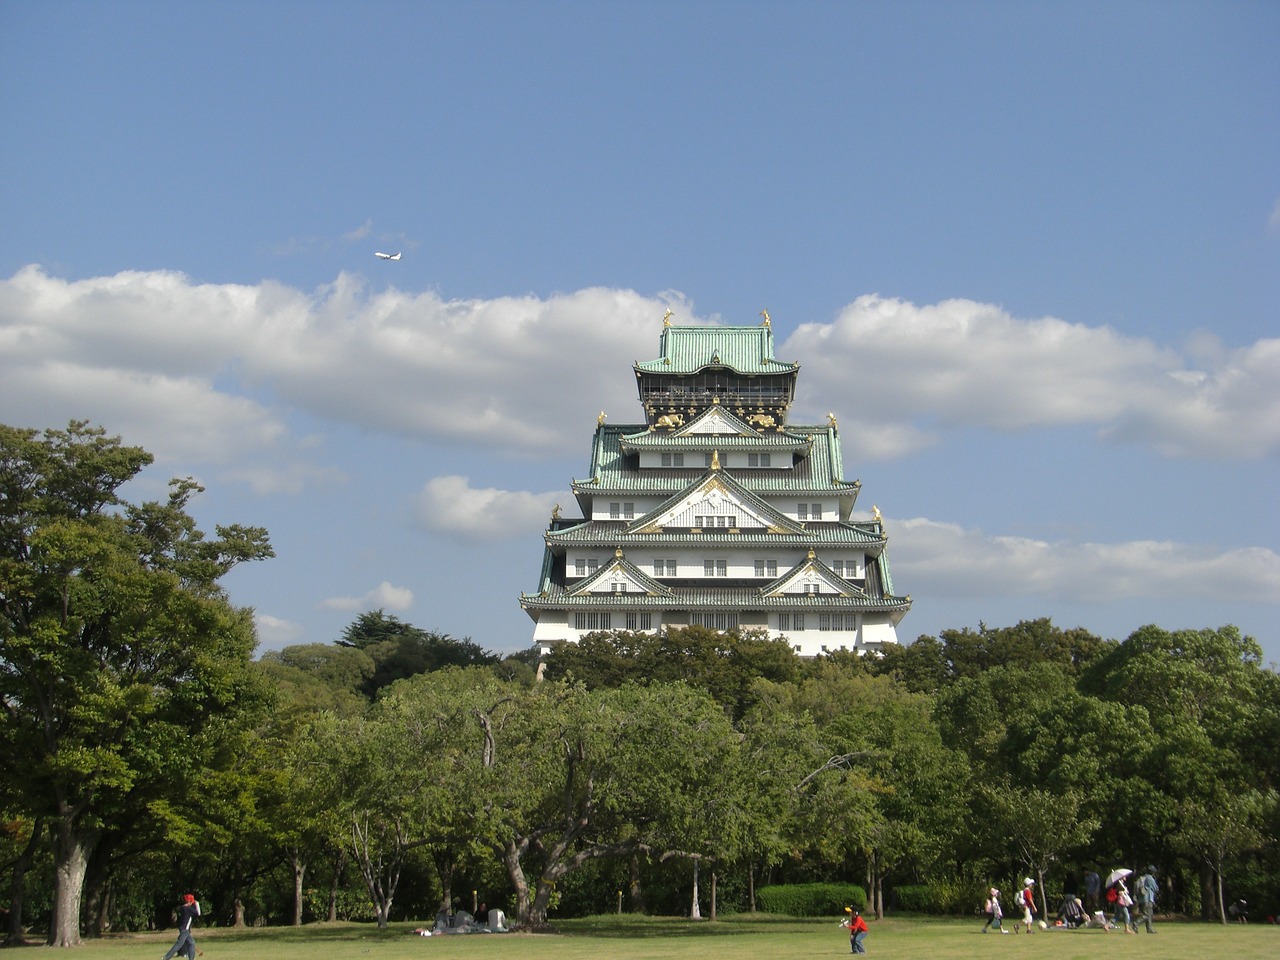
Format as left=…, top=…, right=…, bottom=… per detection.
left=624, top=467, right=810, bottom=534
left=545, top=520, right=886, bottom=550
left=520, top=583, right=910, bottom=612
left=619, top=405, right=813, bottom=451
left=568, top=553, right=674, bottom=597
left=574, top=423, right=859, bottom=495
left=634, top=324, right=798, bottom=375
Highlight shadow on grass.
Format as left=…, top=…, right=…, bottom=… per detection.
left=552, top=914, right=825, bottom=939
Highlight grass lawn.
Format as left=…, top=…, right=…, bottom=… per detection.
left=31, top=914, right=1276, bottom=960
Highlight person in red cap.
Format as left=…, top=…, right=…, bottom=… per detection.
left=162, top=894, right=201, bottom=960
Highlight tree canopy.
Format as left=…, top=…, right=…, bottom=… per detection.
left=4, top=423, right=1277, bottom=940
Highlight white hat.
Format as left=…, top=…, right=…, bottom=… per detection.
left=1023, top=878, right=1034, bottom=886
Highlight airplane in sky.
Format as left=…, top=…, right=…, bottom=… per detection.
left=374, top=251, right=402, bottom=261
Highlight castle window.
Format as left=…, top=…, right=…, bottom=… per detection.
left=626, top=612, right=653, bottom=630
left=748, top=453, right=771, bottom=467
left=574, top=612, right=612, bottom=630
left=704, top=559, right=728, bottom=577
left=754, top=559, right=778, bottom=577
left=661, top=452, right=685, bottom=467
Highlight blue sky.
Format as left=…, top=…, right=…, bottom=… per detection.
left=2, top=2, right=1277, bottom=662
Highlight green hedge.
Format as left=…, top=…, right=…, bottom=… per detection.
left=755, top=882, right=867, bottom=917
left=893, top=881, right=986, bottom=915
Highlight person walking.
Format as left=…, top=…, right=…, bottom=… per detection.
left=1112, top=879, right=1136, bottom=933
left=1135, top=867, right=1158, bottom=933
left=981, top=888, right=1008, bottom=933
left=1015, top=878, right=1037, bottom=933
left=161, top=894, right=201, bottom=960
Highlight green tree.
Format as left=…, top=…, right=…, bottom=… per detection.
left=0, top=422, right=272, bottom=945
left=1174, top=790, right=1274, bottom=923
left=543, top=626, right=800, bottom=719
left=339, top=610, right=497, bottom=697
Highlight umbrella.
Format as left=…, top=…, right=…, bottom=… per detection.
left=1105, top=868, right=1133, bottom=888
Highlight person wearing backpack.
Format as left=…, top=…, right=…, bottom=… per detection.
left=981, top=887, right=1008, bottom=933
left=1016, top=878, right=1037, bottom=933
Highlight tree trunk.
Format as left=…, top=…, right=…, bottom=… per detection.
left=500, top=840, right=533, bottom=925
left=1199, top=863, right=1214, bottom=921
left=234, top=897, right=246, bottom=928
left=709, top=871, right=717, bottom=921
left=748, top=861, right=756, bottom=913
left=1216, top=864, right=1227, bottom=925
left=327, top=847, right=346, bottom=922
left=291, top=849, right=306, bottom=926
left=628, top=853, right=645, bottom=914
left=48, top=819, right=98, bottom=946
left=5, top=818, right=42, bottom=946
left=690, top=858, right=701, bottom=919
left=93, top=880, right=113, bottom=936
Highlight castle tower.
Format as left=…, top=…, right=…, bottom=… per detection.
left=519, top=315, right=910, bottom=655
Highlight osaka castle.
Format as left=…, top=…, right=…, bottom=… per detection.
left=519, top=313, right=911, bottom=656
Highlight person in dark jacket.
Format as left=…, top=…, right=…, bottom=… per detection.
left=162, top=894, right=200, bottom=960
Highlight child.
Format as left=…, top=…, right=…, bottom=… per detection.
left=842, top=906, right=869, bottom=954
left=981, top=888, right=1008, bottom=933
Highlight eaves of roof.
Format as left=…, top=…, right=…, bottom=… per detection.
left=520, top=584, right=911, bottom=612
left=544, top=520, right=886, bottom=548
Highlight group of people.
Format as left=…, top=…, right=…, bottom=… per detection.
left=980, top=877, right=1042, bottom=934
left=980, top=867, right=1160, bottom=935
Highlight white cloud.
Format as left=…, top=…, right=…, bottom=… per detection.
left=4, top=266, right=1277, bottom=511
left=344, top=219, right=374, bottom=241
left=321, top=581, right=414, bottom=612
left=254, top=612, right=306, bottom=648
left=785, top=295, right=1280, bottom=460
left=415, top=475, right=561, bottom=541
left=885, top=514, right=1280, bottom=605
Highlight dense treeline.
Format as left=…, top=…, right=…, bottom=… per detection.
left=3, top=424, right=1278, bottom=944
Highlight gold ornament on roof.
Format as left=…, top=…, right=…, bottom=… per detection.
left=597, top=410, right=607, bottom=425
left=711, top=449, right=720, bottom=471
left=873, top=505, right=882, bottom=524
left=827, top=411, right=838, bottom=428
left=551, top=503, right=562, bottom=520
left=615, top=547, right=624, bottom=559
left=663, top=308, right=674, bottom=327
left=759, top=309, right=771, bottom=327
